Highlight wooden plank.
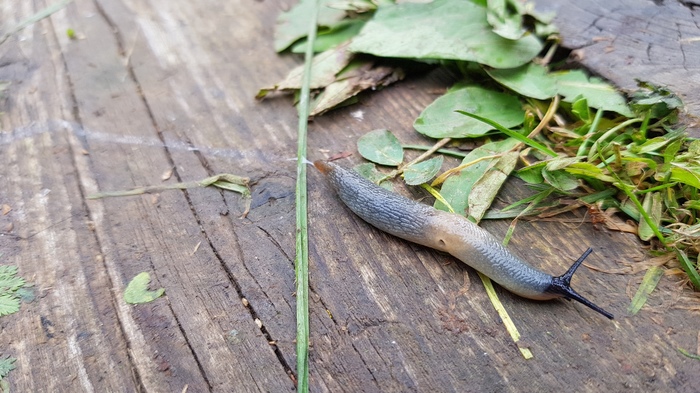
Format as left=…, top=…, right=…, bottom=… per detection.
left=1, top=0, right=699, bottom=392
left=0, top=8, right=138, bottom=393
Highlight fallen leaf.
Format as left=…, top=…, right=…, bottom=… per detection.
left=124, top=272, right=165, bottom=304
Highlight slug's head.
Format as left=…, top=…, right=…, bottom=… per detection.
left=546, top=248, right=614, bottom=320
left=314, top=160, right=334, bottom=175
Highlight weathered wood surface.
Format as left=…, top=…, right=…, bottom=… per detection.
left=536, top=0, right=700, bottom=125
left=1, top=0, right=699, bottom=392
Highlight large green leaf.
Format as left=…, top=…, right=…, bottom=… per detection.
left=349, top=0, right=543, bottom=68
left=414, top=85, right=524, bottom=138
left=489, top=65, right=632, bottom=116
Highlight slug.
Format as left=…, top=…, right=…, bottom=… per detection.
left=315, top=160, right=613, bottom=320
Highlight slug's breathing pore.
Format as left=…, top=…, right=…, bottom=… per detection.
left=315, top=160, right=614, bottom=320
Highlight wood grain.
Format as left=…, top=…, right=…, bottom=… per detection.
left=535, top=0, right=700, bottom=129
left=1, top=0, right=699, bottom=392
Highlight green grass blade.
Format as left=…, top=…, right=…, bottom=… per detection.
left=420, top=184, right=455, bottom=213
left=295, top=2, right=319, bottom=391
left=627, top=265, right=664, bottom=315
left=0, top=0, right=73, bottom=46
left=676, top=249, right=700, bottom=290
left=401, top=145, right=468, bottom=158
left=455, top=110, right=557, bottom=157
left=678, top=348, right=700, bottom=361
left=614, top=181, right=667, bottom=246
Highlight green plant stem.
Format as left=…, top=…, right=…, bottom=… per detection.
left=587, top=117, right=642, bottom=162
left=402, top=145, right=467, bottom=158
left=379, top=138, right=452, bottom=183
left=503, top=189, right=552, bottom=245
left=420, top=184, right=454, bottom=213
left=575, top=108, right=604, bottom=157
left=456, top=110, right=557, bottom=157
left=615, top=181, right=668, bottom=246
left=294, top=3, right=319, bottom=391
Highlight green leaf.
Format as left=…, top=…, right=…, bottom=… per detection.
left=435, top=138, right=519, bottom=216
left=414, top=85, right=524, bottom=138
left=663, top=139, right=683, bottom=163
left=627, top=265, right=664, bottom=315
left=564, top=162, right=616, bottom=183
left=0, top=266, right=17, bottom=278
left=403, top=156, right=443, bottom=185
left=0, top=274, right=24, bottom=292
left=542, top=168, right=580, bottom=191
left=621, top=156, right=658, bottom=172
left=0, top=265, right=26, bottom=317
left=630, top=81, right=683, bottom=119
left=349, top=0, right=543, bottom=69
left=0, top=355, right=16, bottom=380
left=274, top=0, right=346, bottom=52
left=516, top=162, right=545, bottom=184
left=0, top=295, right=20, bottom=317
left=545, top=156, right=582, bottom=171
left=669, top=164, right=700, bottom=189
left=631, top=136, right=673, bottom=155
left=488, top=66, right=633, bottom=117
left=124, top=272, right=165, bottom=305
left=486, top=0, right=527, bottom=40
left=357, top=129, right=404, bottom=166
left=469, top=151, right=519, bottom=222
left=571, top=96, right=591, bottom=123
left=485, top=63, right=557, bottom=100
left=638, top=192, right=663, bottom=241
left=552, top=70, right=633, bottom=117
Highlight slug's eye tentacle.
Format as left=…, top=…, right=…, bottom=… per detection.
left=547, top=248, right=614, bottom=320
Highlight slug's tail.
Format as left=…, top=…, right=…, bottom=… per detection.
left=547, top=248, right=614, bottom=320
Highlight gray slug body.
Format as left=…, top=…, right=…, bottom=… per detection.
left=316, top=161, right=615, bottom=320
left=317, top=160, right=555, bottom=300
